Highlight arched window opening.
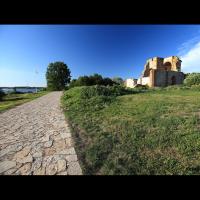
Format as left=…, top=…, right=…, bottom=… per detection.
left=163, top=62, right=172, bottom=71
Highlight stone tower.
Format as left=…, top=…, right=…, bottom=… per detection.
left=137, top=56, right=184, bottom=87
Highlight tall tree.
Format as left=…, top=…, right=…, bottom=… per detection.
left=46, top=62, right=71, bottom=91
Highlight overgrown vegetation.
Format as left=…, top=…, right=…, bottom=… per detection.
left=68, top=74, right=122, bottom=89
left=80, top=85, right=134, bottom=98
left=0, top=91, right=49, bottom=112
left=61, top=85, right=200, bottom=175
left=184, top=73, right=200, bottom=86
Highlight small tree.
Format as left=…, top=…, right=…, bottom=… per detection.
left=184, top=73, right=200, bottom=86
left=46, top=62, right=71, bottom=91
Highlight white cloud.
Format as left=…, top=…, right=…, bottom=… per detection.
left=178, top=37, right=200, bottom=73
left=178, top=35, right=200, bottom=56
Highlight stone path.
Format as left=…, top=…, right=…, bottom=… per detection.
left=0, top=92, right=82, bottom=175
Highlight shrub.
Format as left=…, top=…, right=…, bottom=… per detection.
left=69, top=74, right=116, bottom=88
left=80, top=85, right=129, bottom=99
left=0, top=90, right=5, bottom=101
left=108, top=85, right=128, bottom=96
left=80, top=85, right=111, bottom=99
left=184, top=73, right=200, bottom=86
left=81, top=96, right=115, bottom=111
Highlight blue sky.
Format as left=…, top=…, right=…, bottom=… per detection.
left=0, top=25, right=200, bottom=87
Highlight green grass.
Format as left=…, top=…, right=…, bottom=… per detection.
left=61, top=86, right=200, bottom=175
left=0, top=91, right=49, bottom=112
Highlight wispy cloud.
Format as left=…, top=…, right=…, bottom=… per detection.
left=178, top=35, right=200, bottom=73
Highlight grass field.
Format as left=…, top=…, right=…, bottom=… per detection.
left=61, top=86, right=200, bottom=175
left=0, top=91, right=49, bottom=112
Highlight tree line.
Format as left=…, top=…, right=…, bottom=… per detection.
left=45, top=62, right=200, bottom=91
left=46, top=61, right=124, bottom=91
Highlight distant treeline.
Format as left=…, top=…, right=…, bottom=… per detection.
left=68, top=74, right=124, bottom=89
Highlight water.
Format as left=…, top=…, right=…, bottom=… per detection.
left=0, top=87, right=43, bottom=94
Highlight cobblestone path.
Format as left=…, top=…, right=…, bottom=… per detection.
left=0, top=92, right=82, bottom=175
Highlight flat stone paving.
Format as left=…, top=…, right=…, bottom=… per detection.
left=0, top=92, right=82, bottom=175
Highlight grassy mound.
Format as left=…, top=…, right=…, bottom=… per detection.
left=61, top=86, right=200, bottom=175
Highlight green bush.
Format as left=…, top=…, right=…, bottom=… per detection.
left=0, top=90, right=6, bottom=101
left=80, top=85, right=111, bottom=99
left=80, top=85, right=130, bottom=99
left=69, top=74, right=116, bottom=88
left=108, top=85, right=129, bottom=96
left=184, top=73, right=200, bottom=86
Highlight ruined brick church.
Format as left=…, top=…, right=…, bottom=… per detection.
left=125, top=56, right=185, bottom=88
